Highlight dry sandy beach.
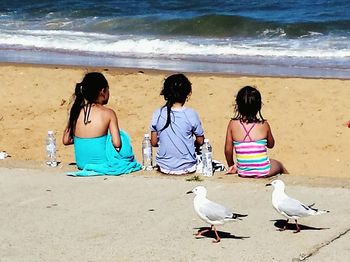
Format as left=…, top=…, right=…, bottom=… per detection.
left=0, top=63, right=349, bottom=178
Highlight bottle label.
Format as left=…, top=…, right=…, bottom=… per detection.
left=142, top=146, right=152, bottom=170
left=203, top=152, right=213, bottom=176
left=143, top=147, right=152, bottom=156
left=204, top=152, right=212, bottom=163
left=46, top=144, right=55, bottom=153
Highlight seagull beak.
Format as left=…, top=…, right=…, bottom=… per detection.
left=186, top=190, right=193, bottom=194
left=265, top=183, right=271, bottom=187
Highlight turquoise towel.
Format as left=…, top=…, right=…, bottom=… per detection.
left=67, top=130, right=142, bottom=176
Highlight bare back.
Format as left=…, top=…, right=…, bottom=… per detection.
left=63, top=103, right=120, bottom=148
left=231, top=120, right=267, bottom=141
left=75, top=104, right=111, bottom=138
left=228, top=119, right=275, bottom=148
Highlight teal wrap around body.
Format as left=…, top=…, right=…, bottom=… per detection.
left=67, top=130, right=142, bottom=176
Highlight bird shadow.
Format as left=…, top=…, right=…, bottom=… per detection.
left=194, top=227, right=250, bottom=241
left=272, top=219, right=330, bottom=232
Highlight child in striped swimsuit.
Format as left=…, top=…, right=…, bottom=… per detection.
left=224, top=86, right=286, bottom=178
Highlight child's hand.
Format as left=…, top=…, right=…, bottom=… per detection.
left=226, top=164, right=237, bottom=175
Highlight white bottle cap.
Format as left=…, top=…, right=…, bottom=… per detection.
left=204, top=138, right=209, bottom=143
left=48, top=130, right=54, bottom=135
left=144, top=134, right=150, bottom=138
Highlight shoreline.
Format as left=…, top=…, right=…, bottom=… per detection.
left=1, top=47, right=350, bottom=79
left=2, top=61, right=350, bottom=81
left=0, top=62, right=349, bottom=179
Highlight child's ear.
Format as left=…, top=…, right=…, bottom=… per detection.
left=101, top=87, right=108, bottom=95
left=187, top=92, right=192, bottom=99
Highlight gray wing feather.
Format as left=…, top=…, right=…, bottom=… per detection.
left=278, top=197, right=311, bottom=217
left=199, top=201, right=232, bottom=221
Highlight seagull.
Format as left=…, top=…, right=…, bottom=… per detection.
left=187, top=186, right=247, bottom=243
left=266, top=179, right=329, bottom=233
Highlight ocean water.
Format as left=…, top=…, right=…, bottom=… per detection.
left=1, top=0, right=350, bottom=78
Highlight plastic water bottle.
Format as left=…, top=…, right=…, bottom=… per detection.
left=142, top=134, right=153, bottom=170
left=202, top=138, right=213, bottom=176
left=46, top=130, right=57, bottom=167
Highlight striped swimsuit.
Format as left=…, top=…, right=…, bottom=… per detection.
left=233, top=122, right=271, bottom=178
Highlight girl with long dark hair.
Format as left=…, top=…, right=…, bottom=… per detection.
left=62, top=72, right=140, bottom=176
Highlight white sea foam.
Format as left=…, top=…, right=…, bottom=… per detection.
left=0, top=29, right=350, bottom=60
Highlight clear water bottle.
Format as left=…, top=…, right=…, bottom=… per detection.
left=202, top=138, right=213, bottom=176
left=142, top=134, right=153, bottom=170
left=46, top=130, right=57, bottom=167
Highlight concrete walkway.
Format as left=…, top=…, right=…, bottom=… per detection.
left=0, top=166, right=349, bottom=261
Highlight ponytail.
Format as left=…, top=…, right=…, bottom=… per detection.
left=67, top=83, right=85, bottom=139
left=160, top=101, right=173, bottom=132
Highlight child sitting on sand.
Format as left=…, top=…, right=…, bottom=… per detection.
left=224, top=86, right=286, bottom=178
left=62, top=72, right=141, bottom=176
left=150, top=73, right=205, bottom=175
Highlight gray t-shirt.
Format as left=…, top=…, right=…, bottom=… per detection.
left=150, top=107, right=204, bottom=172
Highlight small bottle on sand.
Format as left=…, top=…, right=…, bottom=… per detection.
left=142, top=134, right=153, bottom=170
left=46, top=131, right=57, bottom=167
left=202, top=139, right=213, bottom=176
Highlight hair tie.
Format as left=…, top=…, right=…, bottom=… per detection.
left=75, top=83, right=84, bottom=96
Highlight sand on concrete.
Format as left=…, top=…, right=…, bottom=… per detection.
left=0, top=166, right=349, bottom=261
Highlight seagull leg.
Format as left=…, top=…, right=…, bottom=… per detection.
left=278, top=219, right=289, bottom=231
left=293, top=220, right=300, bottom=233
left=194, top=225, right=212, bottom=238
left=212, top=225, right=221, bottom=243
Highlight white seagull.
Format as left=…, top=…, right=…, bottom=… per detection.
left=266, top=179, right=329, bottom=233
left=187, top=186, right=247, bottom=243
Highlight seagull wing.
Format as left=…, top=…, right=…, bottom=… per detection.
left=199, top=200, right=232, bottom=221
left=278, top=197, right=313, bottom=218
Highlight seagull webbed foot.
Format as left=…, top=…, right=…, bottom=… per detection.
left=194, top=233, right=206, bottom=238
left=212, top=238, right=221, bottom=243
left=194, top=227, right=211, bottom=238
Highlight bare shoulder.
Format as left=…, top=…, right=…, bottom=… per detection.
left=228, top=119, right=240, bottom=127
left=226, top=119, right=234, bottom=131
left=99, top=105, right=117, bottom=117
left=262, top=120, right=271, bottom=127
left=261, top=120, right=272, bottom=131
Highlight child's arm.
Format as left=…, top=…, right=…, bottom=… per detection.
left=151, top=131, right=159, bottom=147
left=224, top=121, right=236, bottom=169
left=62, top=127, right=73, bottom=145
left=194, top=135, right=204, bottom=147
left=191, top=110, right=204, bottom=147
left=108, top=109, right=121, bottom=149
left=265, top=121, right=275, bottom=148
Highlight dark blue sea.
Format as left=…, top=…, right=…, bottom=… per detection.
left=1, top=0, right=350, bottom=78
